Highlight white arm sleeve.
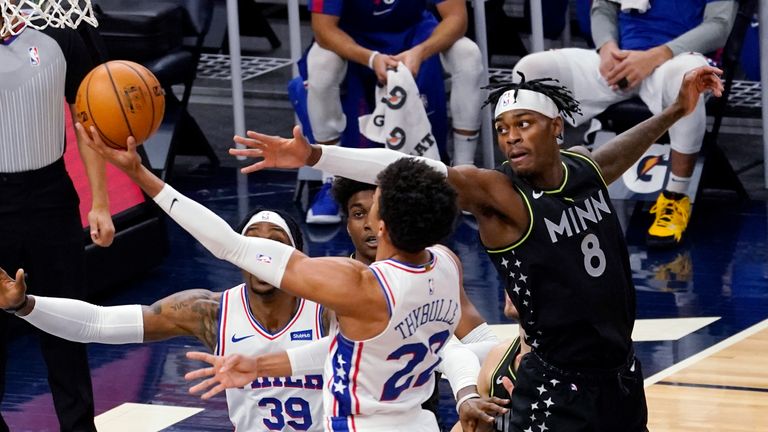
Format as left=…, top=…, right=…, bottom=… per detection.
left=153, top=184, right=293, bottom=287
left=313, top=145, right=448, bottom=184
left=458, top=323, right=499, bottom=363
left=438, top=341, right=481, bottom=398
left=286, top=336, right=332, bottom=376
left=21, top=296, right=143, bottom=344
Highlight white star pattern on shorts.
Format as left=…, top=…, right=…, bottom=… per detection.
left=333, top=380, right=347, bottom=393
left=335, top=366, right=346, bottom=379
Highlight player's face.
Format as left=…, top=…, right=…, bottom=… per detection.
left=346, top=189, right=377, bottom=265
left=494, top=110, right=562, bottom=177
left=369, top=188, right=384, bottom=250
left=242, top=222, right=292, bottom=295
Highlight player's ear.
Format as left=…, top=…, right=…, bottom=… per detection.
left=377, top=219, right=387, bottom=239
left=552, top=116, right=564, bottom=141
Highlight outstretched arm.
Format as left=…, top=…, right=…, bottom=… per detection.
left=1, top=266, right=222, bottom=350
left=229, top=127, right=514, bottom=219
left=185, top=336, right=333, bottom=399
left=71, top=105, right=115, bottom=247
left=590, top=65, right=724, bottom=184
left=79, top=125, right=381, bottom=317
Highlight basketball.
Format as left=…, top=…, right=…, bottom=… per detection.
left=75, top=60, right=165, bottom=149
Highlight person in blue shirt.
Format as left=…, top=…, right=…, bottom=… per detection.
left=513, top=0, right=736, bottom=248
left=304, top=0, right=483, bottom=224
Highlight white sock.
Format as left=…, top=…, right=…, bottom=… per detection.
left=452, top=131, right=479, bottom=166
left=666, top=173, right=691, bottom=195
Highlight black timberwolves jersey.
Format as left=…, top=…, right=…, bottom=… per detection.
left=489, top=337, right=521, bottom=432
left=486, top=151, right=635, bottom=369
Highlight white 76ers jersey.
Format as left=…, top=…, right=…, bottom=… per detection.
left=323, top=247, right=461, bottom=431
left=216, top=284, right=325, bottom=431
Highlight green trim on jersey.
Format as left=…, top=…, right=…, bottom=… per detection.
left=543, top=161, right=569, bottom=194
left=561, top=149, right=607, bottom=187
left=489, top=336, right=521, bottom=399
left=487, top=184, right=534, bottom=254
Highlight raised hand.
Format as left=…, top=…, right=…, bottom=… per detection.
left=0, top=268, right=27, bottom=311
left=185, top=351, right=260, bottom=400
left=674, top=65, right=724, bottom=116
left=76, top=123, right=143, bottom=176
left=458, top=396, right=510, bottom=432
left=229, top=125, right=315, bottom=175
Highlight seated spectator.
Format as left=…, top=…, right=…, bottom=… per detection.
left=513, top=0, right=736, bottom=247
left=304, top=0, right=484, bottom=224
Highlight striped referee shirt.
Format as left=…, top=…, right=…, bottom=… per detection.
left=0, top=26, right=93, bottom=173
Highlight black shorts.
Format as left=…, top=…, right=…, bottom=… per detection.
left=507, top=352, right=648, bottom=432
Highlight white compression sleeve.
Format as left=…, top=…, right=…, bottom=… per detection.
left=313, top=145, right=448, bottom=184
left=459, top=323, right=499, bottom=363
left=439, top=341, right=481, bottom=398
left=460, top=323, right=498, bottom=344
left=286, top=336, right=332, bottom=376
left=153, top=184, right=293, bottom=287
left=21, top=296, right=143, bottom=344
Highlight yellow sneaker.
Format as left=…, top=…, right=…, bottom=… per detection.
left=647, top=192, right=691, bottom=247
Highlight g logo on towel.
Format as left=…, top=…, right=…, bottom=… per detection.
left=387, top=127, right=406, bottom=150
left=382, top=86, right=407, bottom=110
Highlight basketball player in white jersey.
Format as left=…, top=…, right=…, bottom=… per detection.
left=75, top=126, right=509, bottom=431
left=0, top=208, right=328, bottom=432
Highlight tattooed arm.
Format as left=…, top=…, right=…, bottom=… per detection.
left=1, top=266, right=222, bottom=350
left=142, top=289, right=223, bottom=351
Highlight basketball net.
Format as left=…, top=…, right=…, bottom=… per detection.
left=1, top=0, right=97, bottom=36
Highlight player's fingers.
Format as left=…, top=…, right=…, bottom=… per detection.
left=184, top=366, right=216, bottom=381
left=201, top=383, right=226, bottom=400
left=228, top=148, right=263, bottom=158
left=244, top=130, right=278, bottom=145
left=186, top=351, right=216, bottom=364
left=501, top=376, right=515, bottom=394
left=189, top=377, right=218, bottom=395
left=489, top=396, right=510, bottom=406
left=234, top=135, right=264, bottom=148
left=241, top=160, right=270, bottom=175
left=480, top=399, right=509, bottom=416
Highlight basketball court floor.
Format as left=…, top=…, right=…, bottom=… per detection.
left=1, top=163, right=767, bottom=431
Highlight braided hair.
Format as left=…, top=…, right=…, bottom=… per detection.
left=483, top=72, right=582, bottom=123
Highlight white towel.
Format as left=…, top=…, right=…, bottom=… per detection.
left=610, top=0, right=651, bottom=13
left=358, top=63, right=441, bottom=161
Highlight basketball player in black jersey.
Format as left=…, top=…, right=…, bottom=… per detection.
left=223, top=64, right=723, bottom=430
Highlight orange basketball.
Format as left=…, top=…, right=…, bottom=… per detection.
left=75, top=60, right=165, bottom=149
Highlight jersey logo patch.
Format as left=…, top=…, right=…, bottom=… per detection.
left=290, top=329, right=313, bottom=341
left=231, top=334, right=255, bottom=343
left=28, top=46, right=40, bottom=66
left=532, top=190, right=544, bottom=199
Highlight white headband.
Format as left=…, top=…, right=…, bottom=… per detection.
left=241, top=211, right=296, bottom=247
left=494, top=89, right=559, bottom=119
